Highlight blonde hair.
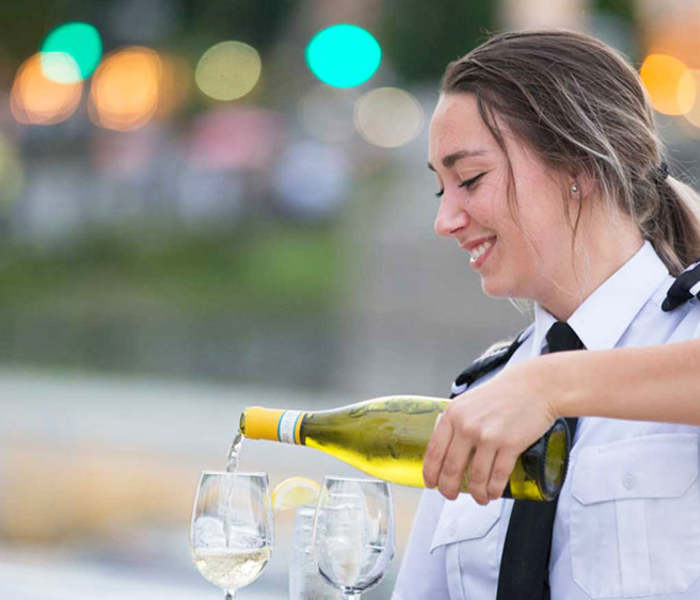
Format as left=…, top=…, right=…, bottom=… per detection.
left=441, top=29, right=700, bottom=275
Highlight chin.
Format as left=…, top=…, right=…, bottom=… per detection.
left=480, top=278, right=508, bottom=298
left=480, top=276, right=522, bottom=300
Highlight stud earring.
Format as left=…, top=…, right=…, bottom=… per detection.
left=571, top=182, right=580, bottom=195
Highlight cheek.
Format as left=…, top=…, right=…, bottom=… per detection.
left=504, top=211, right=572, bottom=281
left=494, top=208, right=548, bottom=274
left=525, top=203, right=570, bottom=248
left=471, top=187, right=503, bottom=226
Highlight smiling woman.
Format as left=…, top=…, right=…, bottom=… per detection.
left=392, top=29, right=700, bottom=600
left=428, top=90, right=650, bottom=316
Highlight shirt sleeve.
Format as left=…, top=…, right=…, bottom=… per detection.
left=392, top=489, right=450, bottom=600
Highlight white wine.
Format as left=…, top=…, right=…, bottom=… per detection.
left=226, top=429, right=242, bottom=472
left=240, top=395, right=570, bottom=501
left=191, top=546, right=271, bottom=590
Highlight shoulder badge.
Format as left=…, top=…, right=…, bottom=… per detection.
left=450, top=332, right=526, bottom=398
left=662, top=258, right=700, bottom=312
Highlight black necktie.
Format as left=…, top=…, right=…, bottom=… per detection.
left=496, top=321, right=585, bottom=600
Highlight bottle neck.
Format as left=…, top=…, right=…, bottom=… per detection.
left=243, top=407, right=306, bottom=444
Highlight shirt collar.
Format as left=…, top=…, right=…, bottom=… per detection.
left=531, top=241, right=669, bottom=356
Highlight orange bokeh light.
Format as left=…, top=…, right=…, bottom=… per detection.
left=640, top=54, right=693, bottom=116
left=155, top=54, right=192, bottom=119
left=89, top=47, right=162, bottom=131
left=681, top=69, right=700, bottom=130
left=11, top=53, right=82, bottom=125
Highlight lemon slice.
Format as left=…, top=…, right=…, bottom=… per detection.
left=272, top=477, right=321, bottom=511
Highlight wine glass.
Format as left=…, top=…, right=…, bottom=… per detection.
left=312, top=476, right=395, bottom=600
left=190, top=471, right=273, bottom=600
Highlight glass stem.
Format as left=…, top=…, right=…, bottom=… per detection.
left=344, top=594, right=361, bottom=600
left=225, top=591, right=236, bottom=600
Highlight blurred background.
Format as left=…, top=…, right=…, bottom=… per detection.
left=2, top=0, right=700, bottom=598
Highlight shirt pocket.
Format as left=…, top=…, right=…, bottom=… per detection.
left=430, top=496, right=502, bottom=600
left=570, top=433, right=700, bottom=598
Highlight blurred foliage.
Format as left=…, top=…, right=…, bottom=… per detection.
left=593, top=0, right=636, bottom=22
left=379, top=0, right=496, bottom=83
left=180, top=0, right=297, bottom=49
left=0, top=223, right=337, bottom=318
left=0, top=0, right=92, bottom=69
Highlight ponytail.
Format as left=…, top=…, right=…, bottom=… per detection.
left=643, top=173, right=700, bottom=275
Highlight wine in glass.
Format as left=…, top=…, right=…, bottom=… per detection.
left=190, top=471, right=273, bottom=600
left=313, top=476, right=395, bottom=600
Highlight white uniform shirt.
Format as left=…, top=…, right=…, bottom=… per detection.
left=392, top=241, right=700, bottom=600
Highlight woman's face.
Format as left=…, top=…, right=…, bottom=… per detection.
left=428, top=93, right=578, bottom=305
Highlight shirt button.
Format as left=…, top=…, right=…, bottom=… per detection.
left=623, top=473, right=635, bottom=490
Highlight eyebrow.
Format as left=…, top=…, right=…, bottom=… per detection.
left=427, top=148, right=491, bottom=171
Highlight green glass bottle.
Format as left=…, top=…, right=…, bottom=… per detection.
left=241, top=395, right=570, bottom=501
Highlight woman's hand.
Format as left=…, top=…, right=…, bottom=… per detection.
left=422, top=358, right=560, bottom=504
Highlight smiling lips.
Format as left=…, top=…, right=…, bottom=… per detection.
left=461, top=236, right=496, bottom=267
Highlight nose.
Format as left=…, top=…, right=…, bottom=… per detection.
left=434, top=191, right=469, bottom=239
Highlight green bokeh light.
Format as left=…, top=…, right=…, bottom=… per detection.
left=305, top=24, right=381, bottom=88
left=41, top=22, right=103, bottom=82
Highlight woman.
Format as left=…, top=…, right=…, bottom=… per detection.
left=393, top=29, right=700, bottom=600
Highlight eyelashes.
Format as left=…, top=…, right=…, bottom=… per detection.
left=459, top=172, right=486, bottom=189
left=435, top=172, right=487, bottom=198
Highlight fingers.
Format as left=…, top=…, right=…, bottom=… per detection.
left=486, top=450, right=518, bottom=501
left=423, top=413, right=454, bottom=490
left=437, top=432, right=475, bottom=501
left=468, top=444, right=519, bottom=503
left=424, top=401, right=520, bottom=504
left=465, top=444, right=497, bottom=505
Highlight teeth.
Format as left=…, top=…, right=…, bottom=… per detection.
left=469, top=239, right=494, bottom=261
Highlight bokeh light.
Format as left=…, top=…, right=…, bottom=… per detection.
left=681, top=69, right=700, bottom=130
left=305, top=24, right=381, bottom=88
left=195, top=41, right=261, bottom=101
left=11, top=53, right=82, bottom=125
left=678, top=69, right=698, bottom=114
left=640, top=54, right=692, bottom=116
left=155, top=54, right=192, bottom=119
left=354, top=87, right=424, bottom=148
left=298, top=85, right=356, bottom=143
left=40, top=21, right=102, bottom=82
left=89, top=47, right=162, bottom=131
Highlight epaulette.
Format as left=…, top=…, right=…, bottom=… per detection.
left=450, top=332, right=526, bottom=398
left=662, top=258, right=700, bottom=311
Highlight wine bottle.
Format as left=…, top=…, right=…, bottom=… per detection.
left=240, top=395, right=570, bottom=501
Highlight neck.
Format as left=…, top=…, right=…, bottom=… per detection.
left=538, top=213, right=644, bottom=321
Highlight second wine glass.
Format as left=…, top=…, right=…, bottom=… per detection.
left=312, top=476, right=395, bottom=600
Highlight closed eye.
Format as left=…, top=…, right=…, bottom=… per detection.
left=434, top=172, right=487, bottom=199
left=459, top=172, right=487, bottom=190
